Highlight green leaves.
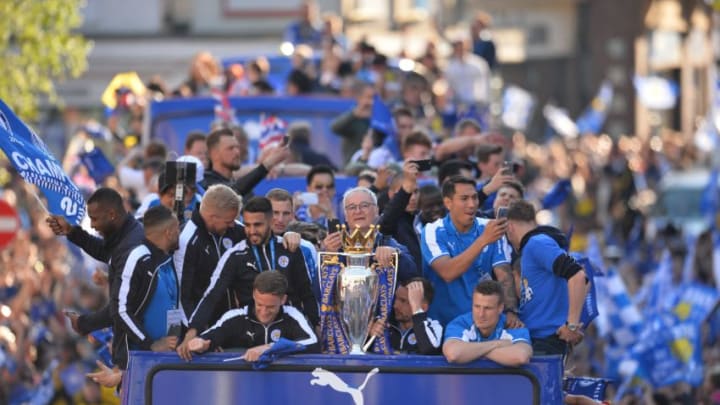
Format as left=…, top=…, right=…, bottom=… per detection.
left=0, top=0, right=92, bottom=120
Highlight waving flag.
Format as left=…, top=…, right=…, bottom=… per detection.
left=576, top=81, right=613, bottom=135
left=0, top=99, right=86, bottom=224
left=543, top=105, right=579, bottom=138
left=79, top=145, right=115, bottom=184
left=573, top=254, right=599, bottom=327
left=370, top=94, right=394, bottom=136
left=258, top=116, right=288, bottom=150
left=634, top=75, right=678, bottom=110
left=501, top=85, right=535, bottom=131
left=542, top=179, right=572, bottom=209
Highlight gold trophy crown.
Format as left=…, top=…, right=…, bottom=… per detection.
left=341, top=224, right=378, bottom=254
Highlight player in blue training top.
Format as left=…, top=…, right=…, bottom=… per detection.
left=420, top=175, right=520, bottom=327
left=505, top=200, right=588, bottom=356
left=443, top=280, right=532, bottom=366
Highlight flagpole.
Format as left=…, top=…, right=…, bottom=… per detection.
left=29, top=189, right=50, bottom=215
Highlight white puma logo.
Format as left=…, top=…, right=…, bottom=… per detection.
left=246, top=331, right=255, bottom=339
left=310, top=367, right=379, bottom=405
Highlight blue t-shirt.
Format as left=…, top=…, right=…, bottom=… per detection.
left=445, top=312, right=530, bottom=344
left=421, top=215, right=510, bottom=325
left=141, top=260, right=179, bottom=342
left=518, top=234, right=568, bottom=338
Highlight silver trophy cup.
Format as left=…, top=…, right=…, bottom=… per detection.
left=337, top=253, right=379, bottom=355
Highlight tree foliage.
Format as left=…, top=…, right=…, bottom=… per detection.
left=0, top=0, right=92, bottom=120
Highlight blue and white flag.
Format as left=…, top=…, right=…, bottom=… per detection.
left=501, top=85, right=535, bottom=131
left=595, top=267, right=644, bottom=347
left=79, top=145, right=115, bottom=184
left=576, top=81, right=613, bottom=135
left=543, top=104, right=579, bottom=138
left=563, top=377, right=611, bottom=401
left=0, top=100, right=86, bottom=224
left=571, top=253, right=599, bottom=328
left=634, top=75, right=679, bottom=110
left=620, top=312, right=704, bottom=388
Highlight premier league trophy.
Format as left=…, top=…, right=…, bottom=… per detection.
left=318, top=224, right=397, bottom=355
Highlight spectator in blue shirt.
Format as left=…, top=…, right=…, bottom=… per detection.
left=443, top=280, right=532, bottom=366
left=284, top=1, right=322, bottom=49
left=505, top=200, right=588, bottom=356
left=420, top=176, right=519, bottom=327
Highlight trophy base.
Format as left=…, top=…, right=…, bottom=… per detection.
left=349, top=344, right=366, bottom=355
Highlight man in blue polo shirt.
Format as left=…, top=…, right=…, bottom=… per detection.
left=505, top=200, right=587, bottom=356
left=443, top=280, right=532, bottom=366
left=420, top=175, right=519, bottom=327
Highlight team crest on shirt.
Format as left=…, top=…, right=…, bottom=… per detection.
left=519, top=278, right=534, bottom=305
left=407, top=333, right=417, bottom=345
left=222, top=238, right=233, bottom=249
left=270, top=329, right=282, bottom=342
left=278, top=255, right=289, bottom=268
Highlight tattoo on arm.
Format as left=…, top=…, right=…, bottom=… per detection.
left=494, top=265, right=518, bottom=309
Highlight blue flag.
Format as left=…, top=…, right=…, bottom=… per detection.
left=252, top=337, right=307, bottom=369
left=571, top=254, right=599, bottom=328
left=622, top=313, right=704, bottom=388
left=79, top=146, right=115, bottom=184
left=370, top=94, right=394, bottom=137
left=576, top=81, right=613, bottom=135
left=542, top=179, right=572, bottom=209
left=0, top=100, right=86, bottom=224
left=563, top=377, right=611, bottom=401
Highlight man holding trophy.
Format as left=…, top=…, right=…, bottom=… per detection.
left=318, top=187, right=417, bottom=354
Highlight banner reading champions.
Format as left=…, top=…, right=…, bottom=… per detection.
left=0, top=100, right=86, bottom=224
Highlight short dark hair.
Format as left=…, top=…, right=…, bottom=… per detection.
left=243, top=196, right=273, bottom=216
left=288, top=121, right=312, bottom=143
left=499, top=180, right=525, bottom=198
left=441, top=175, right=476, bottom=198
left=401, top=277, right=434, bottom=304
left=417, top=184, right=442, bottom=206
left=476, top=144, right=503, bottom=163
left=253, top=271, right=288, bottom=296
left=287, top=69, right=314, bottom=94
left=392, top=106, right=413, bottom=120
left=306, top=165, right=335, bottom=185
left=438, top=159, right=474, bottom=186
left=286, top=220, right=326, bottom=246
left=265, top=188, right=292, bottom=203
left=87, top=188, right=125, bottom=213
left=454, top=118, right=482, bottom=135
left=143, top=205, right=175, bottom=230
left=206, top=127, right=234, bottom=152
left=506, top=199, right=535, bottom=222
left=402, top=130, right=432, bottom=152
left=145, top=142, right=168, bottom=160
left=184, top=131, right=206, bottom=152
left=474, top=279, right=504, bottom=304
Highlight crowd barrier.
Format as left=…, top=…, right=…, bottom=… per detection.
left=122, top=351, right=564, bottom=404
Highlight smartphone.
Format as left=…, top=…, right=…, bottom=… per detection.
left=281, top=134, right=289, bottom=146
left=327, top=218, right=341, bottom=234
left=497, top=206, right=509, bottom=219
left=502, top=161, right=513, bottom=175
left=298, top=192, right=319, bottom=205
left=411, top=159, right=433, bottom=172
